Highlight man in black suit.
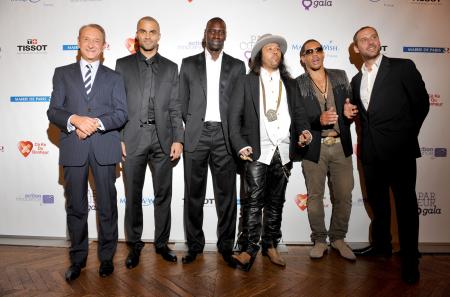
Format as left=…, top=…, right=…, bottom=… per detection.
left=229, top=34, right=311, bottom=271
left=345, top=26, right=429, bottom=284
left=297, top=39, right=355, bottom=261
left=47, top=24, right=128, bottom=281
left=179, top=17, right=246, bottom=265
left=115, top=16, right=184, bottom=267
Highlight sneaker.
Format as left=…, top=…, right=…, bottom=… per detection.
left=309, top=242, right=328, bottom=259
left=331, top=239, right=356, bottom=261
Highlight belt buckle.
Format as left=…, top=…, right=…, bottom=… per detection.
left=323, top=136, right=336, bottom=145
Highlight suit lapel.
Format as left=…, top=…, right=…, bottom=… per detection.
left=353, top=71, right=365, bottom=113
left=73, top=62, right=89, bottom=101
left=369, top=56, right=390, bottom=111
left=88, top=64, right=105, bottom=100
left=196, top=53, right=207, bottom=99
left=219, top=53, right=231, bottom=119
left=133, top=54, right=145, bottom=99
left=250, top=73, right=260, bottom=120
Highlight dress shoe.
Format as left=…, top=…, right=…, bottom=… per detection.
left=331, top=239, right=356, bottom=261
left=65, top=263, right=82, bottom=282
left=99, top=260, right=114, bottom=277
left=156, top=245, right=177, bottom=262
left=352, top=245, right=392, bottom=257
left=262, top=247, right=286, bottom=267
left=232, top=251, right=256, bottom=272
left=182, top=251, right=199, bottom=264
left=221, top=251, right=237, bottom=268
left=125, top=246, right=143, bottom=269
left=401, top=260, right=420, bottom=284
left=309, top=242, right=328, bottom=259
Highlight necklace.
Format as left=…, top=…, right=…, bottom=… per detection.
left=309, top=71, right=328, bottom=110
left=260, top=78, right=282, bottom=122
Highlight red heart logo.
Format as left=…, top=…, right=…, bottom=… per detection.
left=295, top=194, right=308, bottom=211
left=125, top=38, right=137, bottom=54
left=18, top=141, right=33, bottom=157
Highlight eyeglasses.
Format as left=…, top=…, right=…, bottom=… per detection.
left=303, top=46, right=323, bottom=56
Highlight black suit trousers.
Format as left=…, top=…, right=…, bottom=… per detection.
left=64, top=148, right=118, bottom=264
left=183, top=122, right=237, bottom=253
left=123, top=124, right=173, bottom=249
left=363, top=157, right=419, bottom=259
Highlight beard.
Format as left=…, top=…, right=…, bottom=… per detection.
left=206, top=40, right=224, bottom=52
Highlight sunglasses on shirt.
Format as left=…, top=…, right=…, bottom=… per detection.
left=303, top=46, right=324, bottom=56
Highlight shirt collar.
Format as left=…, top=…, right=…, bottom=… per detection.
left=362, top=54, right=382, bottom=74
left=137, top=51, right=160, bottom=65
left=80, top=58, right=100, bottom=70
left=260, top=67, right=280, bottom=81
left=205, top=49, right=223, bottom=62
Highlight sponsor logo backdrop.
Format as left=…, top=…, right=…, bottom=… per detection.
left=0, top=0, right=448, bottom=245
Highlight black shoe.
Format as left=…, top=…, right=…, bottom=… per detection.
left=352, top=245, right=392, bottom=257
left=125, top=245, right=143, bottom=269
left=65, top=263, right=82, bottom=282
left=182, top=251, right=199, bottom=264
left=221, top=251, right=237, bottom=268
left=402, top=265, right=420, bottom=284
left=99, top=260, right=114, bottom=277
left=156, top=245, right=177, bottom=262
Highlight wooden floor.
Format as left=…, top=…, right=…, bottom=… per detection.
left=1, top=243, right=449, bottom=297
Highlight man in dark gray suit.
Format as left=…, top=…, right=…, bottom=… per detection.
left=179, top=17, right=246, bottom=265
left=47, top=24, right=127, bottom=281
left=115, top=16, right=184, bottom=267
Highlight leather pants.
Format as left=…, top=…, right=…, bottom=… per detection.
left=240, top=149, right=291, bottom=257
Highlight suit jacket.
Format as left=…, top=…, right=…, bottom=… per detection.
left=115, top=53, right=183, bottom=156
left=179, top=51, right=246, bottom=153
left=296, top=68, right=353, bottom=163
left=351, top=56, right=429, bottom=163
left=228, top=71, right=309, bottom=161
left=47, top=62, right=128, bottom=166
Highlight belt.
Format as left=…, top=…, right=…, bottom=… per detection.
left=140, top=119, right=156, bottom=125
left=204, top=121, right=221, bottom=127
left=321, top=136, right=341, bottom=145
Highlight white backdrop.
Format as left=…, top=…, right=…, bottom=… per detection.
left=1, top=0, right=449, bottom=246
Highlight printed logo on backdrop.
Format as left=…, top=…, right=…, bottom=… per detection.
left=417, top=192, right=442, bottom=216
left=119, top=197, right=154, bottom=207
left=301, top=0, right=332, bottom=11
left=421, top=147, right=447, bottom=159
left=429, top=93, right=443, bottom=107
left=411, top=0, right=442, bottom=6
left=63, top=44, right=79, bottom=51
left=403, top=46, right=449, bottom=54
left=17, top=39, right=47, bottom=54
left=353, top=197, right=366, bottom=207
left=240, top=35, right=261, bottom=62
left=10, top=96, right=50, bottom=102
left=295, top=193, right=330, bottom=212
left=17, top=141, right=49, bottom=157
left=10, top=0, right=41, bottom=3
left=368, top=0, right=395, bottom=7
left=181, top=197, right=215, bottom=207
left=0, top=145, right=5, bottom=153
left=177, top=40, right=203, bottom=52
left=291, top=40, right=339, bottom=59
left=125, top=38, right=137, bottom=54
left=16, top=194, right=55, bottom=205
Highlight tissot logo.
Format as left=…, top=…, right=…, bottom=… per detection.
left=301, top=0, right=332, bottom=11
left=17, top=39, right=48, bottom=53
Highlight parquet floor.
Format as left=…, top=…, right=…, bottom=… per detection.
left=1, top=243, right=449, bottom=297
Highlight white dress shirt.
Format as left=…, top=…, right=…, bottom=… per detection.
left=258, top=68, right=291, bottom=165
left=204, top=50, right=223, bottom=122
left=360, top=54, right=382, bottom=110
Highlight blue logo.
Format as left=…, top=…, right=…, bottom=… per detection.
left=16, top=193, right=54, bottom=205
left=403, top=47, right=449, bottom=54
left=63, top=44, right=79, bottom=51
left=421, top=147, right=447, bottom=158
left=42, top=195, right=54, bottom=204
left=10, top=96, right=50, bottom=102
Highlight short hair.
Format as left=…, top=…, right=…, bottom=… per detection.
left=78, top=24, right=106, bottom=43
left=300, top=39, right=322, bottom=56
left=205, top=17, right=226, bottom=30
left=353, top=26, right=378, bottom=44
left=137, top=16, right=160, bottom=30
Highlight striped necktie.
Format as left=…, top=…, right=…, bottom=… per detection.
left=84, top=64, right=92, bottom=95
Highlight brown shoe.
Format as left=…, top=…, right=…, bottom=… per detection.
left=232, top=252, right=255, bottom=272
left=263, top=247, right=286, bottom=267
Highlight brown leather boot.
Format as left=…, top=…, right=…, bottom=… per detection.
left=232, top=252, right=255, bottom=272
left=263, top=247, right=286, bottom=267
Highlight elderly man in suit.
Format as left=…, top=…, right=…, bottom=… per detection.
left=115, top=16, right=184, bottom=268
left=345, top=26, right=429, bottom=284
left=296, top=39, right=355, bottom=261
left=229, top=34, right=312, bottom=271
left=179, top=17, right=246, bottom=265
left=47, top=24, right=127, bottom=281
